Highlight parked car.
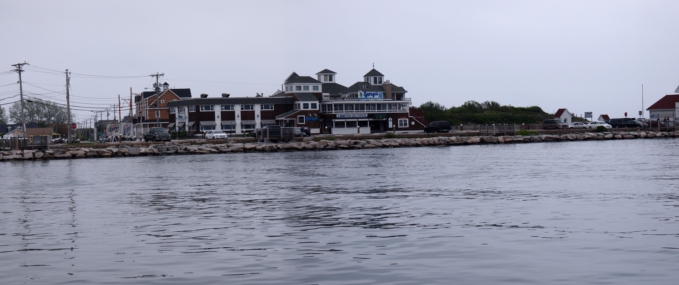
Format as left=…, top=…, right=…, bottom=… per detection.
left=607, top=118, right=642, bottom=128
left=143, top=127, right=171, bottom=142
left=294, top=128, right=306, bottom=137
left=205, top=130, right=227, bottom=139
left=588, top=121, right=612, bottom=129
left=424, top=121, right=452, bottom=133
left=569, top=122, right=588, bottom=129
left=542, top=119, right=564, bottom=129
left=51, top=137, right=65, bottom=144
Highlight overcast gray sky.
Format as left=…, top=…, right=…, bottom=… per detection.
left=2, top=0, right=678, bottom=123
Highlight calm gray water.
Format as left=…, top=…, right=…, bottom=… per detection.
left=1, top=139, right=678, bottom=284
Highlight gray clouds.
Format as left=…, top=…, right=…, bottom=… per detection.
left=1, top=0, right=677, bottom=121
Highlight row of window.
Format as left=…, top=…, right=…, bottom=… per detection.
left=285, top=85, right=320, bottom=92
left=329, top=118, right=409, bottom=128
left=294, top=102, right=318, bottom=110
left=321, top=103, right=408, bottom=112
left=180, top=104, right=275, bottom=112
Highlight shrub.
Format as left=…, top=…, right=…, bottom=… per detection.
left=516, top=130, right=539, bottom=136
left=594, top=126, right=607, bottom=132
left=385, top=132, right=397, bottom=138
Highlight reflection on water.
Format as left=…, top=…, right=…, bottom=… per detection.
left=1, top=139, right=678, bottom=284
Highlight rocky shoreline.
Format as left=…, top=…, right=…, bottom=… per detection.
left=1, top=130, right=677, bottom=161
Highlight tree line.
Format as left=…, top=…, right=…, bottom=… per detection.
left=419, top=100, right=552, bottom=125
left=0, top=99, right=74, bottom=128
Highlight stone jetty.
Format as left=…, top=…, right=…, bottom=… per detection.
left=1, top=130, right=677, bottom=161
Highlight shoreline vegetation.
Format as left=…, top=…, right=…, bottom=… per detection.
left=1, top=130, right=677, bottom=162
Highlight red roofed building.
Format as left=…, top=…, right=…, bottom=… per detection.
left=646, top=94, right=679, bottom=123
left=597, top=114, right=610, bottom=122
left=554, top=108, right=573, bottom=124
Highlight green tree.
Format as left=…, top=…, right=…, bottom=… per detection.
left=419, top=101, right=447, bottom=122
left=0, top=106, right=8, bottom=125
left=8, top=99, right=74, bottom=127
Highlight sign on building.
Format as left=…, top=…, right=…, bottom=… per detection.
left=358, top=91, right=383, bottom=100
left=337, top=113, right=368, bottom=119
left=584, top=112, right=592, bottom=119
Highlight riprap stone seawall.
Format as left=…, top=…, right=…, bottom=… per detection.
left=1, top=130, right=677, bottom=161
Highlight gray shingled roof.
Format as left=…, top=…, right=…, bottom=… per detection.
left=284, top=72, right=321, bottom=84
left=322, top=82, right=348, bottom=95
left=364, top=69, right=384, bottom=77
left=345, top=82, right=407, bottom=93
left=293, top=93, right=319, bottom=102
left=316, top=69, right=336, bottom=74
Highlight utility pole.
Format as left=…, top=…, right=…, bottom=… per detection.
left=66, top=69, right=72, bottom=143
left=149, top=73, right=164, bottom=128
left=118, top=94, right=122, bottom=123
left=11, top=62, right=28, bottom=139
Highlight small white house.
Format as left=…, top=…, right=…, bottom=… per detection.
left=554, top=108, right=573, bottom=124
left=597, top=114, right=610, bottom=122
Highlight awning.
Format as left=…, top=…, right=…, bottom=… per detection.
left=261, top=120, right=276, bottom=125
left=166, top=123, right=175, bottom=128
left=176, top=122, right=185, bottom=128
left=187, top=121, right=195, bottom=127
left=200, top=121, right=216, bottom=126
left=241, top=120, right=256, bottom=124
left=222, top=121, right=236, bottom=125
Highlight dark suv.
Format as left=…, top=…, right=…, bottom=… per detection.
left=143, top=127, right=171, bottom=142
left=424, top=121, right=452, bottom=133
left=542, top=119, right=561, bottom=129
left=607, top=118, right=641, bottom=128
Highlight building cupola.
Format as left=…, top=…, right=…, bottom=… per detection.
left=316, top=69, right=337, bottom=83
left=364, top=68, right=384, bottom=85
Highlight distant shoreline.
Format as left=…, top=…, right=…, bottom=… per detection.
left=1, top=130, right=677, bottom=162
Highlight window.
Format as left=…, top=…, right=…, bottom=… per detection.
left=295, top=103, right=300, bottom=110
left=323, top=75, right=328, bottom=81
left=189, top=105, right=196, bottom=112
left=200, top=105, right=214, bottom=111
left=297, top=115, right=305, bottom=124
left=242, top=124, right=255, bottom=130
left=313, top=86, right=319, bottom=91
left=311, top=103, right=317, bottom=109
left=201, top=125, right=215, bottom=131
left=398, top=118, right=408, bottom=128
left=303, top=86, right=309, bottom=91
left=367, top=104, right=376, bottom=111
left=346, top=121, right=357, bottom=128
left=328, top=75, right=333, bottom=81
left=334, top=121, right=345, bottom=128
left=169, top=108, right=175, bottom=114
left=261, top=104, right=274, bottom=110
left=345, top=104, right=354, bottom=111
left=221, top=105, right=234, bottom=111
left=359, top=121, right=369, bottom=127
left=356, top=104, right=365, bottom=111
left=178, top=106, right=185, bottom=113
left=222, top=125, right=235, bottom=131
left=241, top=104, right=253, bottom=110
left=303, top=103, right=309, bottom=109
left=335, top=104, right=344, bottom=111
left=161, top=99, right=165, bottom=104
left=285, top=86, right=290, bottom=91
left=295, top=86, right=301, bottom=91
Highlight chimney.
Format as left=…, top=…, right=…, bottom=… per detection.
left=162, top=82, right=169, bottom=91
left=200, top=93, right=208, bottom=98
left=383, top=81, right=393, bottom=100
left=221, top=93, right=230, bottom=98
